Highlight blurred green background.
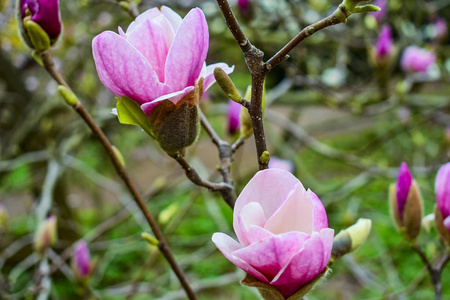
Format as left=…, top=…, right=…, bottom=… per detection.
left=1, top=0, right=450, bottom=299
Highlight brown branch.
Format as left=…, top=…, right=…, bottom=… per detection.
left=38, top=50, right=197, bottom=300
left=266, top=14, right=342, bottom=69
left=169, top=152, right=234, bottom=208
left=199, top=112, right=236, bottom=207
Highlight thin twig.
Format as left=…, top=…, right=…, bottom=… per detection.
left=38, top=50, right=197, bottom=300
left=169, top=152, right=234, bottom=208
left=411, top=244, right=443, bottom=300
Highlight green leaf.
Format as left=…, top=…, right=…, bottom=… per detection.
left=116, top=96, right=154, bottom=137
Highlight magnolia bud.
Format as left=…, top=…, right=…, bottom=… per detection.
left=0, top=204, right=8, bottom=232
left=18, top=0, right=62, bottom=50
left=34, top=215, right=57, bottom=255
left=227, top=99, right=241, bottom=135
left=72, top=241, right=92, bottom=281
left=331, top=218, right=372, bottom=261
left=141, top=232, right=159, bottom=246
left=58, top=85, right=79, bottom=107
left=390, top=163, right=423, bottom=241
left=239, top=86, right=253, bottom=138
left=214, top=67, right=241, bottom=103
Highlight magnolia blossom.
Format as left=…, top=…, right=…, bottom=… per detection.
left=92, top=6, right=233, bottom=116
left=73, top=241, right=91, bottom=279
left=227, top=99, right=241, bottom=135
left=401, top=46, right=436, bottom=73
left=436, top=162, right=450, bottom=230
left=212, top=169, right=333, bottom=298
left=268, top=157, right=294, bottom=174
left=20, top=0, right=61, bottom=40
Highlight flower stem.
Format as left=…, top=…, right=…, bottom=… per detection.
left=38, top=50, right=198, bottom=300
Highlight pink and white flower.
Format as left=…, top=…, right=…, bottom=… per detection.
left=212, top=169, right=333, bottom=298
left=92, top=6, right=233, bottom=116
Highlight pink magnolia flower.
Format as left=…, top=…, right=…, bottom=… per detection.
left=92, top=6, right=233, bottom=116
left=268, top=157, right=294, bottom=174
left=436, top=162, right=450, bottom=230
left=212, top=169, right=333, bottom=298
left=20, top=0, right=61, bottom=40
left=238, top=0, right=251, bottom=12
left=227, top=99, right=241, bottom=135
left=72, top=241, right=91, bottom=279
left=401, top=46, right=436, bottom=73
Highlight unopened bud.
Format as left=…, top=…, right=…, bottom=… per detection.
left=34, top=215, right=57, bottom=255
left=0, top=204, right=8, bottom=231
left=141, top=232, right=159, bottom=246
left=260, top=151, right=270, bottom=165
left=158, top=203, right=178, bottom=225
left=111, top=146, right=125, bottom=167
left=331, top=218, right=372, bottom=261
left=390, top=163, right=423, bottom=241
left=239, top=86, right=253, bottom=138
left=119, top=1, right=130, bottom=12
left=58, top=85, right=79, bottom=107
left=72, top=241, right=92, bottom=281
left=214, top=67, right=242, bottom=103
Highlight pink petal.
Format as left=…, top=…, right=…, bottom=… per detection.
left=271, top=228, right=334, bottom=298
left=264, top=183, right=313, bottom=235
left=244, top=225, right=274, bottom=244
left=126, top=8, right=162, bottom=33
left=164, top=8, right=208, bottom=91
left=125, top=18, right=170, bottom=82
left=436, top=162, right=450, bottom=218
left=200, top=63, right=235, bottom=90
left=236, top=202, right=266, bottom=246
left=140, top=86, right=194, bottom=115
left=161, top=6, right=183, bottom=32
left=233, top=232, right=309, bottom=282
left=92, top=31, right=170, bottom=105
left=307, top=189, right=328, bottom=231
left=233, top=169, right=301, bottom=245
left=211, top=233, right=269, bottom=283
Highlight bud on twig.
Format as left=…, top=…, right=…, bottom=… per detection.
left=34, top=215, right=57, bottom=255
left=141, top=232, right=159, bottom=246
left=58, top=85, right=79, bottom=107
left=214, top=67, right=242, bottom=103
left=331, top=218, right=372, bottom=262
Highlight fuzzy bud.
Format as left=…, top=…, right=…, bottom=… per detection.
left=214, top=67, right=242, bottom=103
left=34, top=215, right=57, bottom=255
left=331, top=218, right=372, bottom=261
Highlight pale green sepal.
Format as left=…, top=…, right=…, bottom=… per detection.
left=58, top=85, right=79, bottom=107
left=24, top=19, right=51, bottom=51
left=32, top=51, right=44, bottom=66
left=116, top=96, right=154, bottom=138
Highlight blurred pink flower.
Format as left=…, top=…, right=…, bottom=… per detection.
left=434, top=18, right=447, bottom=42
left=268, top=157, right=294, bottom=174
left=20, top=0, right=61, bottom=40
left=436, top=162, right=450, bottom=230
left=227, top=99, right=241, bottom=135
left=396, top=162, right=413, bottom=219
left=212, top=169, right=333, bottom=298
left=376, top=25, right=393, bottom=58
left=34, top=215, right=57, bottom=254
left=401, top=46, right=435, bottom=73
left=92, top=6, right=233, bottom=116
left=370, top=0, right=387, bottom=23
left=238, top=0, right=251, bottom=12
left=73, top=241, right=91, bottom=279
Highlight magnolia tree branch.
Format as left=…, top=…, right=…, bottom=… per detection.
left=411, top=244, right=448, bottom=300
left=38, top=50, right=198, bottom=300
left=215, top=0, right=356, bottom=170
